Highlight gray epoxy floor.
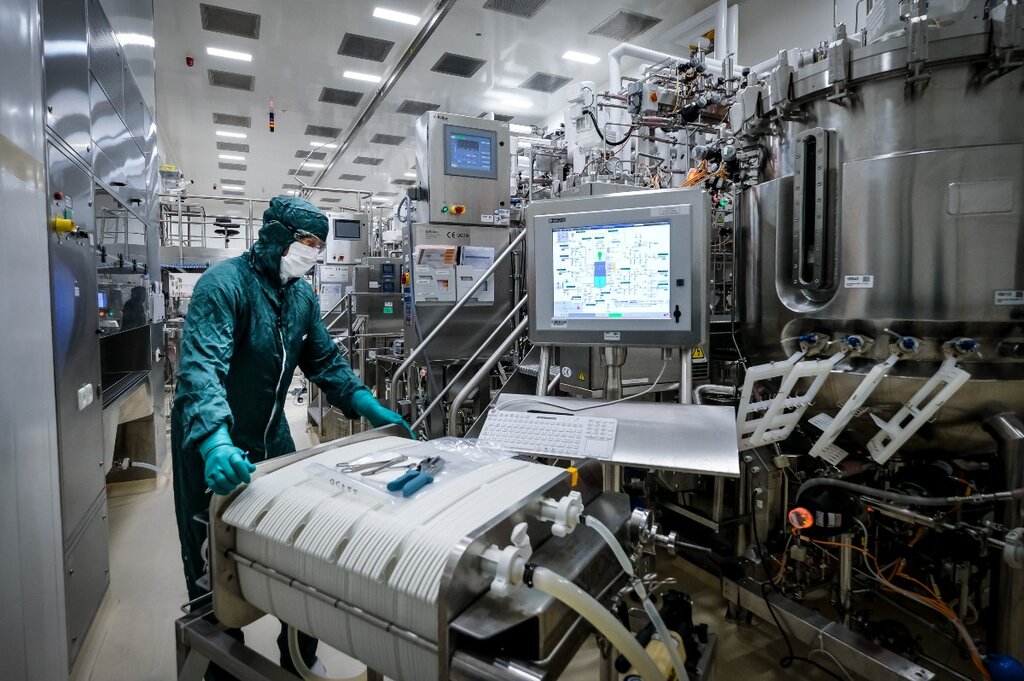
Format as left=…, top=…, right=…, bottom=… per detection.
left=69, top=383, right=843, bottom=681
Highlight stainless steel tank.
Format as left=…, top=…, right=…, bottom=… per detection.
left=739, top=4, right=1024, bottom=452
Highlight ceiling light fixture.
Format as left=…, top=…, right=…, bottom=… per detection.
left=508, top=123, right=533, bottom=134
left=373, top=6, right=420, bottom=25
left=216, top=130, right=247, bottom=139
left=220, top=184, right=245, bottom=192
left=562, top=50, right=600, bottom=65
left=218, top=153, right=245, bottom=161
left=207, top=46, right=253, bottom=62
left=309, top=142, right=339, bottom=148
left=302, top=162, right=326, bottom=168
left=343, top=70, right=383, bottom=83
left=404, top=172, right=417, bottom=178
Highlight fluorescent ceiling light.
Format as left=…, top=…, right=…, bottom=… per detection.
left=216, top=130, right=247, bottom=139
left=562, top=50, right=600, bottom=65
left=207, top=46, right=252, bottom=62
left=344, top=70, right=382, bottom=83
left=302, top=162, right=326, bottom=168
left=373, top=6, right=419, bottom=25
left=404, top=172, right=417, bottom=178
left=117, top=32, right=154, bottom=48
left=218, top=153, right=245, bottom=161
left=310, top=142, right=338, bottom=148
left=220, top=184, right=245, bottom=192
left=508, top=123, right=533, bottom=134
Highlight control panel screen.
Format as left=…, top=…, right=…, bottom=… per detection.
left=333, top=219, right=361, bottom=240
left=98, top=291, right=108, bottom=308
left=443, top=125, right=498, bottom=179
left=552, top=221, right=672, bottom=320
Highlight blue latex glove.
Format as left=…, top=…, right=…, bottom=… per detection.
left=350, top=390, right=416, bottom=439
left=988, top=655, right=1024, bottom=681
left=200, top=425, right=256, bottom=495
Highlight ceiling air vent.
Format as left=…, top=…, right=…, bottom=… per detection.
left=431, top=52, right=486, bottom=78
left=375, top=191, right=398, bottom=197
left=208, top=69, right=254, bottom=91
left=589, top=9, right=661, bottom=41
left=391, top=179, right=416, bottom=186
left=482, top=0, right=550, bottom=19
left=370, top=133, right=406, bottom=146
left=295, top=150, right=327, bottom=160
left=319, top=87, right=364, bottom=107
left=519, top=71, right=571, bottom=93
left=338, top=33, right=395, bottom=62
left=288, top=169, right=315, bottom=177
left=220, top=178, right=245, bottom=185
left=218, top=162, right=247, bottom=172
left=397, top=99, right=440, bottom=116
left=305, top=124, right=342, bottom=138
left=282, top=183, right=301, bottom=190
left=200, top=4, right=261, bottom=39
left=352, top=156, right=383, bottom=166
left=320, top=197, right=341, bottom=203
left=223, top=199, right=244, bottom=205
left=222, top=189, right=245, bottom=196
left=217, top=141, right=249, bottom=153
left=212, top=112, right=251, bottom=127
left=339, top=173, right=366, bottom=181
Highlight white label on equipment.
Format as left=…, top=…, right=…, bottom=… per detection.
left=561, top=366, right=572, bottom=378
left=495, top=209, right=510, bottom=226
left=652, top=205, right=684, bottom=217
left=844, top=275, right=874, bottom=289
left=480, top=213, right=494, bottom=223
left=995, top=290, right=1024, bottom=306
left=604, top=331, right=621, bottom=341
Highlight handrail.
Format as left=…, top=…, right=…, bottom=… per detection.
left=447, top=317, right=529, bottom=433
left=411, top=295, right=529, bottom=431
left=321, top=293, right=350, bottom=322
left=388, top=228, right=527, bottom=408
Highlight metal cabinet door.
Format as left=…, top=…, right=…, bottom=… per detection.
left=47, top=144, right=105, bottom=540
left=43, top=0, right=92, bottom=161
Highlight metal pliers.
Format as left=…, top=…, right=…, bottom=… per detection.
left=336, top=455, right=407, bottom=475
left=386, top=456, right=445, bottom=497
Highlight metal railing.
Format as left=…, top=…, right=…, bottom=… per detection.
left=411, top=296, right=529, bottom=431
left=447, top=317, right=530, bottom=433
left=388, top=229, right=528, bottom=409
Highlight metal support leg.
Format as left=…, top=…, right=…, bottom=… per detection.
left=680, top=348, right=693, bottom=404
left=536, top=345, right=551, bottom=397
left=178, top=650, right=211, bottom=681
left=599, top=647, right=617, bottom=681
left=601, top=347, right=627, bottom=400
left=366, top=670, right=384, bottom=681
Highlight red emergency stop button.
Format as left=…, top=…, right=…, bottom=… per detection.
left=54, top=191, right=64, bottom=201
left=452, top=205, right=466, bottom=215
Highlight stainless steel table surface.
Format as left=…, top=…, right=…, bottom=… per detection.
left=489, top=394, right=740, bottom=477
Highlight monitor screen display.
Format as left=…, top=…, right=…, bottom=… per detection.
left=443, top=125, right=498, bottom=179
left=333, top=219, right=361, bottom=240
left=552, top=221, right=672, bottom=320
left=98, top=291, right=108, bottom=308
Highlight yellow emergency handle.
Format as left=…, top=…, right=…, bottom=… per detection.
left=53, top=217, right=76, bottom=233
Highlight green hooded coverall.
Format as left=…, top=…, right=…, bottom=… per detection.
left=171, top=196, right=386, bottom=677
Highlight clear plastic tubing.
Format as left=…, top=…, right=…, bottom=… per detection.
left=287, top=625, right=358, bottom=681
left=531, top=566, right=665, bottom=681
left=585, top=515, right=686, bottom=681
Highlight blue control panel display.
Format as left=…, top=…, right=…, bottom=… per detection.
left=443, top=125, right=498, bottom=180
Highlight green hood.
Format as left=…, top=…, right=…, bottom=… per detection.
left=250, top=196, right=329, bottom=280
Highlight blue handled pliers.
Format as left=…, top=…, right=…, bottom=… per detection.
left=386, top=456, right=445, bottom=497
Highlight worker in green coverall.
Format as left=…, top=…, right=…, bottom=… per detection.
left=171, top=196, right=412, bottom=679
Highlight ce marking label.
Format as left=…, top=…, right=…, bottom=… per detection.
left=446, top=231, right=469, bottom=239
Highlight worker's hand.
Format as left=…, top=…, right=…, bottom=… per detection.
left=351, top=390, right=416, bottom=439
left=199, top=426, right=256, bottom=495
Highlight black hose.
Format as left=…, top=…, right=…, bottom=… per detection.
left=585, top=109, right=634, bottom=147
left=796, top=478, right=1024, bottom=507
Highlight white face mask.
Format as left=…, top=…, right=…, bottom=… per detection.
left=279, top=241, right=320, bottom=283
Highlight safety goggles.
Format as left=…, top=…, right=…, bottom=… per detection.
left=291, top=228, right=327, bottom=253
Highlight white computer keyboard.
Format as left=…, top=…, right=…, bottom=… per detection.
left=479, top=409, right=618, bottom=460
